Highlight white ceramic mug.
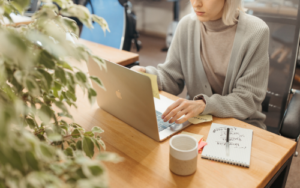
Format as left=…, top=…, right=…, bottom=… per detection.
left=169, top=134, right=198, bottom=176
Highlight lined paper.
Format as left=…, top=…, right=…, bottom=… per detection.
left=201, top=123, right=253, bottom=167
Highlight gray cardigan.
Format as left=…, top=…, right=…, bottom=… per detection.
left=145, top=11, right=270, bottom=129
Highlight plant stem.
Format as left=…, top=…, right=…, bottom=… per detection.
left=63, top=134, right=81, bottom=139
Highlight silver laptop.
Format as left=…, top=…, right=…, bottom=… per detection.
left=86, top=59, right=191, bottom=141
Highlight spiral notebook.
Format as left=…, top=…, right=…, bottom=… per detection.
left=201, top=123, right=253, bottom=168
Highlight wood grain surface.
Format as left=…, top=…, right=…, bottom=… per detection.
left=69, top=86, right=296, bottom=188
left=77, top=38, right=139, bottom=66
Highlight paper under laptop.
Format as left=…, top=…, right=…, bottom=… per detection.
left=154, top=94, right=175, bottom=113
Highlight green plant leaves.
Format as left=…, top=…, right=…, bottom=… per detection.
left=88, top=88, right=97, bottom=104
left=54, top=101, right=68, bottom=114
left=10, top=0, right=31, bottom=14
left=60, top=16, right=79, bottom=36
left=76, top=140, right=82, bottom=150
left=75, top=45, right=91, bottom=62
left=25, top=151, right=40, bottom=171
left=70, top=123, right=82, bottom=128
left=75, top=71, right=87, bottom=84
left=61, top=5, right=93, bottom=28
left=0, top=1, right=117, bottom=187
left=0, top=58, right=6, bottom=84
left=25, top=118, right=38, bottom=129
left=26, top=78, right=40, bottom=97
left=38, top=69, right=53, bottom=90
left=58, top=61, right=73, bottom=71
left=88, top=165, right=103, bottom=176
left=55, top=66, right=67, bottom=85
left=47, top=132, right=62, bottom=142
left=13, top=70, right=23, bottom=85
left=70, top=143, right=76, bottom=151
left=91, top=126, right=104, bottom=134
left=71, top=129, right=82, bottom=138
left=92, top=15, right=110, bottom=34
left=91, top=138, right=101, bottom=152
left=83, top=137, right=94, bottom=158
left=38, top=105, right=53, bottom=123
left=39, top=51, right=56, bottom=69
left=90, top=76, right=106, bottom=91
left=84, top=131, right=94, bottom=137
left=66, top=90, right=76, bottom=101
left=97, top=152, right=123, bottom=163
left=64, top=147, right=73, bottom=157
left=0, top=181, right=6, bottom=188
left=97, top=139, right=106, bottom=151
left=39, top=143, right=55, bottom=160
left=7, top=32, right=28, bottom=53
left=52, top=0, right=65, bottom=9
left=66, top=72, right=75, bottom=85
left=8, top=149, right=25, bottom=173
left=92, top=56, right=107, bottom=71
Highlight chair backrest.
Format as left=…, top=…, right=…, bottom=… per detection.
left=243, top=0, right=300, bottom=134
left=25, top=0, right=40, bottom=16
left=80, top=0, right=126, bottom=50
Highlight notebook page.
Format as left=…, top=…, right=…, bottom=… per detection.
left=202, top=123, right=253, bottom=167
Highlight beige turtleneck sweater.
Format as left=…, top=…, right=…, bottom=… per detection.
left=145, top=11, right=270, bottom=129
left=200, top=18, right=238, bottom=94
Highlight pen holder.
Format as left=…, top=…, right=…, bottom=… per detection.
left=169, top=135, right=198, bottom=176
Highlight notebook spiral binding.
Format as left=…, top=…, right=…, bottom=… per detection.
left=202, top=154, right=248, bottom=168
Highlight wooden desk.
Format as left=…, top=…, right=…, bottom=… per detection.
left=77, top=38, right=139, bottom=66
left=69, top=83, right=296, bottom=188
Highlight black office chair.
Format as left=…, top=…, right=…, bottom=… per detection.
left=244, top=0, right=300, bottom=187
left=245, top=0, right=300, bottom=152
left=25, top=0, right=40, bottom=16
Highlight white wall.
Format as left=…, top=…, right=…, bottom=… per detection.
left=130, top=0, right=192, bottom=37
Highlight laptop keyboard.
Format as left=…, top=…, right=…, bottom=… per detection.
left=156, top=110, right=176, bottom=132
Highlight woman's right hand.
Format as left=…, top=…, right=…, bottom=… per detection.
left=130, top=66, right=146, bottom=73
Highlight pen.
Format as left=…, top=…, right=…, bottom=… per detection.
left=226, top=128, right=230, bottom=156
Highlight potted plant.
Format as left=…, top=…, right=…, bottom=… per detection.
left=0, top=0, right=121, bottom=187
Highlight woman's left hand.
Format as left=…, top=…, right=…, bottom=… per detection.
left=161, top=98, right=206, bottom=124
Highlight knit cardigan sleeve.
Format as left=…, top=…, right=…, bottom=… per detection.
left=195, top=26, right=270, bottom=120
left=145, top=20, right=185, bottom=96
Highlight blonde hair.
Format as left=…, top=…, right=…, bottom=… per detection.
left=222, top=0, right=243, bottom=25
left=190, top=0, right=244, bottom=26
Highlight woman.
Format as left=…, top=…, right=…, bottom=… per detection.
left=131, top=0, right=269, bottom=129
